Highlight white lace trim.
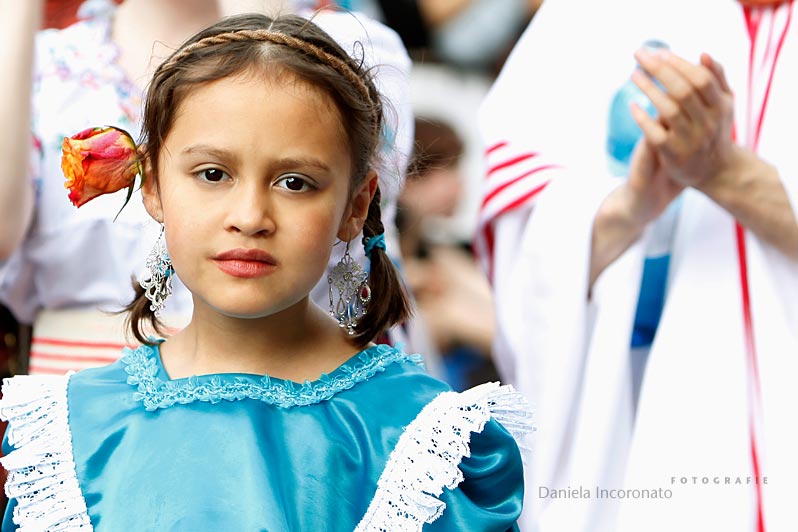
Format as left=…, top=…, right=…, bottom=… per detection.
left=355, top=382, right=534, bottom=531
left=0, top=374, right=94, bottom=531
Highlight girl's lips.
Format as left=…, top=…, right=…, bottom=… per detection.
left=214, top=248, right=276, bottom=263
left=212, top=249, right=277, bottom=278
left=213, top=259, right=276, bottom=278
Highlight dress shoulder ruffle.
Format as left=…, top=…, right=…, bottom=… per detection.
left=355, top=382, right=533, bottom=531
left=0, top=374, right=93, bottom=531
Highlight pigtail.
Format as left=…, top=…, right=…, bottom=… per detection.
left=353, top=186, right=412, bottom=346
left=121, top=277, right=166, bottom=346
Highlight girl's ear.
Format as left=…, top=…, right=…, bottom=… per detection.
left=140, top=155, right=163, bottom=223
left=338, top=170, right=378, bottom=241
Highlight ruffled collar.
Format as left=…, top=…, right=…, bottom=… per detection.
left=122, top=342, right=423, bottom=411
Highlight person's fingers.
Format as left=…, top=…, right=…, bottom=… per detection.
left=629, top=132, right=657, bottom=182
left=635, top=49, right=710, bottom=131
left=701, top=52, right=732, bottom=94
left=630, top=102, right=668, bottom=147
left=630, top=69, right=690, bottom=136
left=664, top=51, right=723, bottom=107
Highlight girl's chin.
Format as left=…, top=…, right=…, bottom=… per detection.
left=204, top=300, right=304, bottom=322
left=214, top=308, right=285, bottom=321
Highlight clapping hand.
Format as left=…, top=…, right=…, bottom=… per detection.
left=630, top=48, right=736, bottom=191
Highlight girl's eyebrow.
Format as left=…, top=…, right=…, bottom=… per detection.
left=272, top=157, right=332, bottom=173
left=181, top=145, right=239, bottom=164
left=180, top=145, right=331, bottom=173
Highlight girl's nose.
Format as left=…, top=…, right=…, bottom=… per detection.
left=223, top=183, right=276, bottom=237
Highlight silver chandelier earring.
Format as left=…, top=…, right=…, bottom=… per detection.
left=328, top=240, right=372, bottom=335
left=140, top=226, right=174, bottom=316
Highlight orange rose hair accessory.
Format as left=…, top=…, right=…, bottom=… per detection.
left=61, top=126, right=141, bottom=209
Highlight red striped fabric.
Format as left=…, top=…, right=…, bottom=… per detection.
left=24, top=309, right=186, bottom=375
left=28, top=337, right=134, bottom=375
left=474, top=139, right=557, bottom=279
left=739, top=3, right=793, bottom=530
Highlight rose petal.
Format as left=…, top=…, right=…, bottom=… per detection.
left=61, top=126, right=139, bottom=208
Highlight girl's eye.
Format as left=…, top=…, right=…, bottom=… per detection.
left=275, top=175, right=314, bottom=192
left=197, top=168, right=229, bottom=183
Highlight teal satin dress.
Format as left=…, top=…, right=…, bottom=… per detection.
left=2, top=343, right=526, bottom=531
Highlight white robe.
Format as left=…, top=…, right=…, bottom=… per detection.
left=477, top=1, right=798, bottom=530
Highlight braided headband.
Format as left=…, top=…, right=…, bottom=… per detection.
left=161, top=29, right=379, bottom=131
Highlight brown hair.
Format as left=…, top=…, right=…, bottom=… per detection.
left=408, top=116, right=464, bottom=180
left=126, top=13, right=410, bottom=347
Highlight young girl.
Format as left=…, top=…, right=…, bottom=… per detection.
left=0, top=12, right=531, bottom=531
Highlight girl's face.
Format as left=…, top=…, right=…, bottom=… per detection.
left=143, top=70, right=373, bottom=319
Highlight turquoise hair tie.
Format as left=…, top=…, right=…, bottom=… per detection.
left=363, top=233, right=386, bottom=258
